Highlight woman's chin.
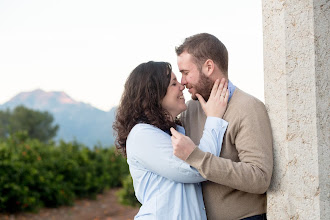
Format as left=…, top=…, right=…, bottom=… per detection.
left=178, top=105, right=188, bottom=115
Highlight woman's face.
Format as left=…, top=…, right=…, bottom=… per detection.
left=161, top=72, right=187, bottom=119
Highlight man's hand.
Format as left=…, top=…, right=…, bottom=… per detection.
left=170, top=127, right=196, bottom=161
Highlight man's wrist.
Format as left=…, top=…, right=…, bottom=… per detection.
left=185, top=146, right=204, bottom=163
left=184, top=145, right=197, bottom=161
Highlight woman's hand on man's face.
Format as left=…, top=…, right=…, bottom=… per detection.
left=196, top=78, right=229, bottom=118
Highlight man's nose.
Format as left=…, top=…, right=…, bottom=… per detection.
left=179, top=83, right=185, bottom=91
left=181, top=76, right=187, bottom=85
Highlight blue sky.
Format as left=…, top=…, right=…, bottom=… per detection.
left=0, top=0, right=263, bottom=111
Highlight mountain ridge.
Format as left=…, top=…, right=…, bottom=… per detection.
left=0, top=89, right=116, bottom=147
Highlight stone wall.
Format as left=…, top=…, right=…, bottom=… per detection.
left=262, top=0, right=329, bottom=219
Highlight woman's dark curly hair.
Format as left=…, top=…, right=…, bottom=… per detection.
left=113, top=61, right=182, bottom=156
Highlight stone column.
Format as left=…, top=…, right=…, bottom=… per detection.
left=262, top=0, right=329, bottom=219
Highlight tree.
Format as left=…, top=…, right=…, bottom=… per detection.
left=0, top=109, right=10, bottom=138
left=0, top=105, right=59, bottom=142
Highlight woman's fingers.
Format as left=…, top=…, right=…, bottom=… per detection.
left=198, top=78, right=229, bottom=118
left=224, top=89, right=229, bottom=103
left=215, top=78, right=226, bottom=99
left=210, top=79, right=220, bottom=98
left=220, top=82, right=228, bottom=101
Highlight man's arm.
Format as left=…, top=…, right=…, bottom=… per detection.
left=127, top=120, right=227, bottom=184
left=174, top=101, right=273, bottom=194
left=171, top=117, right=228, bottom=160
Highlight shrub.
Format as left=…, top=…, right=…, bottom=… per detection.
left=0, top=132, right=129, bottom=213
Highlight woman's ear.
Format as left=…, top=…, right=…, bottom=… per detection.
left=202, top=59, right=214, bottom=77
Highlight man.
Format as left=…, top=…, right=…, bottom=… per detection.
left=171, top=33, right=273, bottom=219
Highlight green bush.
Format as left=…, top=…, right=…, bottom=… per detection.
left=0, top=132, right=129, bottom=213
left=117, top=174, right=141, bottom=207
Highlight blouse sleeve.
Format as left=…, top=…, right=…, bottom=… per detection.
left=126, top=117, right=228, bottom=183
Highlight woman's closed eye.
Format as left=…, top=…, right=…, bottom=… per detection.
left=172, top=78, right=178, bottom=86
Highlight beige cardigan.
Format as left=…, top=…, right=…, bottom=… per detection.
left=181, top=88, right=273, bottom=220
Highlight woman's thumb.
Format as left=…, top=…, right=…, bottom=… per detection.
left=196, top=94, right=206, bottom=108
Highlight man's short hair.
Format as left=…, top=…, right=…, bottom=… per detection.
left=175, top=33, right=228, bottom=76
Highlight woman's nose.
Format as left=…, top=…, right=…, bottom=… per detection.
left=179, top=83, right=185, bottom=90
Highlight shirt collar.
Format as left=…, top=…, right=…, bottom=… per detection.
left=228, top=80, right=236, bottom=102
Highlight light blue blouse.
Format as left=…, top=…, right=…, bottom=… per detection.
left=126, top=117, right=228, bottom=220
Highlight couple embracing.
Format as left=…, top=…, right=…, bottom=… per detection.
left=113, top=33, right=273, bottom=220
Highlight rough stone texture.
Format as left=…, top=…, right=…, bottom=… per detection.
left=262, top=0, right=329, bottom=219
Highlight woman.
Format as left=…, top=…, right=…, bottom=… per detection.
left=113, top=61, right=228, bottom=219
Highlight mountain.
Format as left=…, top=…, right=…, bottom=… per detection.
left=0, top=89, right=116, bottom=147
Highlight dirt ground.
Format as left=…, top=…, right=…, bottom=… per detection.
left=0, top=189, right=139, bottom=220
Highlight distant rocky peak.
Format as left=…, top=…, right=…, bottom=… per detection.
left=54, top=91, right=77, bottom=105
left=13, top=89, right=77, bottom=105
left=0, top=89, right=82, bottom=112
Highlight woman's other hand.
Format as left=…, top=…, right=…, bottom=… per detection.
left=196, top=78, right=229, bottom=118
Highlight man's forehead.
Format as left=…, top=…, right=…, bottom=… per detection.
left=177, top=53, right=195, bottom=72
left=177, top=51, right=192, bottom=61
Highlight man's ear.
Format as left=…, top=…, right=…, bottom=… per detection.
left=202, top=59, right=214, bottom=77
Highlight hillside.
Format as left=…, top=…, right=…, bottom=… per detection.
left=0, top=89, right=116, bottom=147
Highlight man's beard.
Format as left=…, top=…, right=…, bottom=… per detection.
left=191, top=72, right=214, bottom=101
